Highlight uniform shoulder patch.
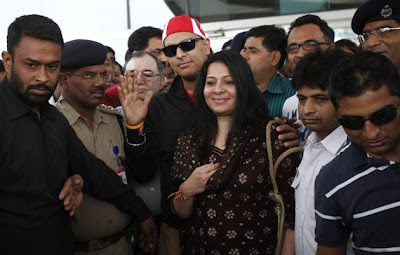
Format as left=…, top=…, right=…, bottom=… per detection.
left=99, top=104, right=122, bottom=116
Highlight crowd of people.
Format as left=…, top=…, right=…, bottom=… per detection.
left=0, top=0, right=400, bottom=254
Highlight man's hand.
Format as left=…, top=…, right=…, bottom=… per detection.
left=139, top=217, right=158, bottom=255
left=59, top=174, right=84, bottom=216
left=274, top=117, right=301, bottom=147
left=180, top=163, right=220, bottom=198
left=118, top=71, right=154, bottom=126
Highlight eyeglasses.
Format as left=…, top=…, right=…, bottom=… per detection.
left=286, top=40, right=330, bottom=54
left=358, top=27, right=400, bottom=43
left=126, top=70, right=161, bottom=80
left=162, top=38, right=203, bottom=57
left=337, top=104, right=400, bottom=130
left=66, top=72, right=112, bottom=82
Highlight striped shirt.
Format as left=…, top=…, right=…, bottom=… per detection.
left=262, top=73, right=296, bottom=118
left=315, top=142, right=400, bottom=254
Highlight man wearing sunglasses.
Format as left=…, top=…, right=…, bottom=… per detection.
left=56, top=39, right=157, bottom=255
left=119, top=14, right=301, bottom=255
left=315, top=52, right=400, bottom=255
left=352, top=0, right=400, bottom=74
left=117, top=14, right=211, bottom=255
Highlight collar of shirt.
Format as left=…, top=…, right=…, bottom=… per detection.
left=264, top=73, right=284, bottom=95
left=366, top=153, right=395, bottom=167
left=56, top=96, right=107, bottom=126
left=167, top=75, right=194, bottom=101
left=0, top=78, right=56, bottom=121
left=347, top=142, right=395, bottom=171
left=1, top=78, right=35, bottom=120
left=305, top=125, right=348, bottom=155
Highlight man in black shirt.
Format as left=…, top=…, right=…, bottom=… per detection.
left=0, top=14, right=156, bottom=255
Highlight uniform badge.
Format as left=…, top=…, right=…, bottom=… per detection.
left=381, top=5, right=393, bottom=18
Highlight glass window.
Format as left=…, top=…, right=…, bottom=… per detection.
left=164, top=0, right=364, bottom=23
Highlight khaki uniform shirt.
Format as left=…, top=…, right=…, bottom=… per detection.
left=56, top=98, right=131, bottom=241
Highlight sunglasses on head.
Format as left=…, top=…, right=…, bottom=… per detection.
left=337, top=104, right=400, bottom=130
left=162, top=38, right=203, bottom=57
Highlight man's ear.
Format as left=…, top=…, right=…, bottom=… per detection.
left=2, top=51, right=12, bottom=74
left=58, top=73, right=69, bottom=90
left=203, top=38, right=211, bottom=56
left=159, top=76, right=166, bottom=90
left=271, top=51, right=282, bottom=68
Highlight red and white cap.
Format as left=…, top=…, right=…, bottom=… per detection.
left=162, top=14, right=206, bottom=42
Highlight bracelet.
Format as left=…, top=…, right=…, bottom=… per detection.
left=125, top=121, right=144, bottom=130
left=126, top=135, right=146, bottom=147
left=168, top=187, right=194, bottom=201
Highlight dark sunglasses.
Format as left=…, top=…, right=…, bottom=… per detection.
left=162, top=38, right=203, bottom=57
left=337, top=104, right=400, bottom=130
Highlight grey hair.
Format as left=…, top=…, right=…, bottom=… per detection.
left=124, top=50, right=165, bottom=75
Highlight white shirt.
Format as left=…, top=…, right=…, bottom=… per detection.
left=282, top=93, right=310, bottom=147
left=292, top=126, right=352, bottom=255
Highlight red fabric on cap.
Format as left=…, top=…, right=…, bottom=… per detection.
left=162, top=14, right=206, bottom=42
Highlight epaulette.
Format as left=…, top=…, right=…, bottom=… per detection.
left=98, top=104, right=122, bottom=116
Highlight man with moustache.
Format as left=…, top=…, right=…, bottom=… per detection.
left=241, top=25, right=296, bottom=117
left=290, top=49, right=354, bottom=255
left=352, top=0, right=400, bottom=73
left=282, top=14, right=335, bottom=144
left=0, top=15, right=156, bottom=255
left=56, top=39, right=157, bottom=255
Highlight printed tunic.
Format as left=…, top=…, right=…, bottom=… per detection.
left=171, top=122, right=299, bottom=254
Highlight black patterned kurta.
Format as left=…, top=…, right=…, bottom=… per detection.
left=171, top=122, right=299, bottom=255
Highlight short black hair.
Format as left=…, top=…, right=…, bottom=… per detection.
left=288, top=14, right=334, bottom=43
left=329, top=51, right=400, bottom=109
left=105, top=45, right=115, bottom=55
left=7, top=14, right=63, bottom=57
left=292, top=49, right=349, bottom=91
left=0, top=60, right=4, bottom=72
left=115, top=61, right=123, bottom=73
left=246, top=25, right=287, bottom=69
left=127, top=26, right=162, bottom=53
left=334, top=39, right=359, bottom=54
left=222, top=39, right=232, bottom=50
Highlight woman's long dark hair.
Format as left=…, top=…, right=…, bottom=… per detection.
left=186, top=50, right=270, bottom=158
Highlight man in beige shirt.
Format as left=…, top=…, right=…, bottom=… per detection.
left=56, top=39, right=157, bottom=255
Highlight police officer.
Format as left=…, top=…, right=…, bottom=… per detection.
left=352, top=0, right=400, bottom=73
left=56, top=39, right=157, bottom=255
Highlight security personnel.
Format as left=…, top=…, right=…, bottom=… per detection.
left=352, top=0, right=400, bottom=73
left=56, top=39, right=155, bottom=255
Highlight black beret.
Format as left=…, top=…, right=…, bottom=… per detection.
left=352, top=0, right=400, bottom=34
left=61, top=39, right=107, bottom=69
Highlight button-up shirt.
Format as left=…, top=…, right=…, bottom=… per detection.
left=262, top=73, right=296, bottom=118
left=0, top=79, right=150, bottom=254
left=56, top=98, right=131, bottom=241
left=292, top=126, right=350, bottom=255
